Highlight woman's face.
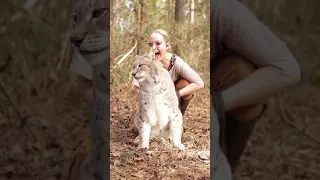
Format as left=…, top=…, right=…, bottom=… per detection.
left=149, top=32, right=168, bottom=61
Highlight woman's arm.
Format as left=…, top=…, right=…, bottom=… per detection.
left=216, top=0, right=301, bottom=111
left=176, top=58, right=205, bottom=97
left=179, top=82, right=204, bottom=97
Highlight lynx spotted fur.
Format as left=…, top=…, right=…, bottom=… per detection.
left=132, top=55, right=185, bottom=151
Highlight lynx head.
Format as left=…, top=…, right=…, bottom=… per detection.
left=70, top=0, right=109, bottom=55
left=131, top=55, right=163, bottom=84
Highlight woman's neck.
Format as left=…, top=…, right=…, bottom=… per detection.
left=160, top=52, right=173, bottom=70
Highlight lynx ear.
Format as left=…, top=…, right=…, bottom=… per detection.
left=151, top=57, right=163, bottom=72
left=142, top=54, right=151, bottom=59
left=147, top=51, right=163, bottom=72
left=134, top=54, right=142, bottom=59
left=133, top=54, right=144, bottom=63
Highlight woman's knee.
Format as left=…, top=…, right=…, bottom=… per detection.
left=175, top=78, right=193, bottom=100
left=211, top=54, right=265, bottom=121
left=211, top=54, right=257, bottom=91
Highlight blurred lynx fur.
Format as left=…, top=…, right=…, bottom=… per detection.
left=61, top=0, right=108, bottom=179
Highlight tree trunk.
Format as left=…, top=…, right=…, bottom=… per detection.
left=190, top=0, right=194, bottom=23
left=91, top=4, right=110, bottom=180
left=135, top=0, right=145, bottom=55
left=174, top=0, right=183, bottom=22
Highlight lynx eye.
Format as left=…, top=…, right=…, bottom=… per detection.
left=73, top=15, right=77, bottom=23
left=92, top=8, right=106, bottom=18
left=71, top=11, right=77, bottom=23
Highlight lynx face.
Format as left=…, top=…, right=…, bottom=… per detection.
left=132, top=55, right=162, bottom=84
left=71, top=0, right=109, bottom=54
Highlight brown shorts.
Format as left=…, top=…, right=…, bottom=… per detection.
left=211, top=54, right=265, bottom=121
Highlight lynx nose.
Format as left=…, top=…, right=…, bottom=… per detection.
left=70, top=32, right=87, bottom=48
left=131, top=72, right=136, bottom=77
left=71, top=38, right=84, bottom=47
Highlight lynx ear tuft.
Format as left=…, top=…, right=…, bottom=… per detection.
left=152, top=58, right=163, bottom=73
left=134, top=54, right=145, bottom=62
left=142, top=54, right=151, bottom=59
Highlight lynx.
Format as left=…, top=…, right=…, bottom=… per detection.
left=132, top=55, right=185, bottom=151
left=61, top=0, right=108, bottom=179
left=70, top=0, right=108, bottom=64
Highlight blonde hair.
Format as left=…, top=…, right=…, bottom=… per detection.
left=150, top=29, right=171, bottom=50
left=151, top=29, right=170, bottom=43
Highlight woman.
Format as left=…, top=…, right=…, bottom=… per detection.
left=211, top=0, right=301, bottom=178
left=129, top=29, right=205, bottom=133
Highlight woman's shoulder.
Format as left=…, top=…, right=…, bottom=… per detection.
left=171, top=54, right=185, bottom=64
left=170, top=54, right=192, bottom=72
left=170, top=54, right=186, bottom=69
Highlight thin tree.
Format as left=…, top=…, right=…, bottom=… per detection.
left=190, top=0, right=195, bottom=23
left=174, top=0, right=183, bottom=22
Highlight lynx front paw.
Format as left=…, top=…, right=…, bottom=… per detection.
left=134, top=136, right=140, bottom=144
left=138, top=140, right=149, bottom=150
left=178, top=144, right=185, bottom=151
left=137, top=145, right=149, bottom=151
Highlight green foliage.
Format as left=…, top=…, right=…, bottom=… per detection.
left=205, top=82, right=210, bottom=89
left=308, top=72, right=320, bottom=88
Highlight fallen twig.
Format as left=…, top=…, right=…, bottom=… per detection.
left=277, top=94, right=320, bottom=145
left=57, top=32, right=71, bottom=71
left=0, top=55, right=12, bottom=73
left=196, top=93, right=210, bottom=108
left=197, top=48, right=210, bottom=58
left=117, top=40, right=137, bottom=65
left=10, top=0, right=38, bottom=23
left=110, top=40, right=137, bottom=72
left=110, top=88, right=120, bottom=102
left=112, top=53, right=126, bottom=62
left=0, top=81, right=39, bottom=140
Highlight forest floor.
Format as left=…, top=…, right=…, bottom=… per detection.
left=233, top=84, right=320, bottom=180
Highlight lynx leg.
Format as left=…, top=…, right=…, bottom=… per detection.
left=77, top=152, right=93, bottom=180
left=170, top=115, right=185, bottom=151
left=157, top=108, right=170, bottom=139
left=134, top=113, right=141, bottom=144
left=138, top=122, right=151, bottom=150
